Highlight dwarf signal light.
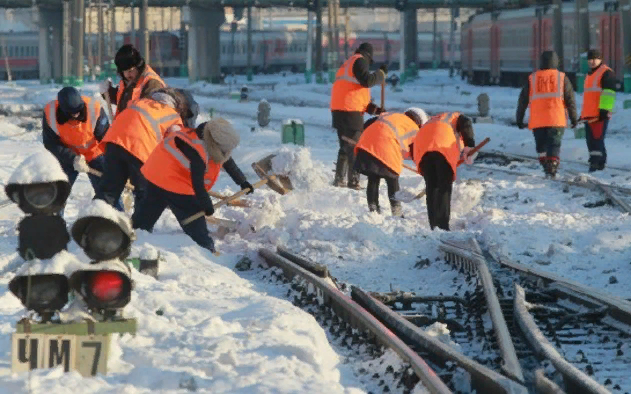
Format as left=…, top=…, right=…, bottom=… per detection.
left=8, top=274, right=69, bottom=322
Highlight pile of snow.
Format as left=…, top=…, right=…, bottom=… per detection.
left=8, top=150, right=68, bottom=184
left=270, top=146, right=328, bottom=191
left=13, top=250, right=86, bottom=277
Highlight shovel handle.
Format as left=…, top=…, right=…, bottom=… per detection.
left=88, top=167, right=135, bottom=191
left=103, top=90, right=114, bottom=121
left=380, top=80, right=385, bottom=109
left=457, top=137, right=490, bottom=166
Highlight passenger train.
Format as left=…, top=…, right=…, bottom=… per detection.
left=461, top=1, right=626, bottom=88
left=0, top=28, right=460, bottom=80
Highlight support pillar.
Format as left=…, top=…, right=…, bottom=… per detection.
left=37, top=7, right=64, bottom=83
left=306, top=10, right=313, bottom=82
left=71, top=0, right=84, bottom=85
left=110, top=5, right=116, bottom=57
left=576, top=0, right=590, bottom=92
left=63, top=0, right=71, bottom=84
left=87, top=1, right=94, bottom=80
left=333, top=0, right=339, bottom=68
left=403, top=9, right=417, bottom=75
left=344, top=8, right=349, bottom=59
left=246, top=6, right=252, bottom=80
left=432, top=8, right=437, bottom=69
left=139, top=0, right=149, bottom=61
left=449, top=7, right=458, bottom=77
left=552, top=0, right=564, bottom=71
left=620, top=0, right=631, bottom=92
left=130, top=5, right=136, bottom=47
left=97, top=1, right=104, bottom=70
left=188, top=6, right=224, bottom=83
left=327, top=0, right=334, bottom=81
left=315, top=0, right=323, bottom=83
left=180, top=6, right=188, bottom=77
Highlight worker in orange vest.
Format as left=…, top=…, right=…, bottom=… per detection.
left=580, top=49, right=616, bottom=172
left=99, top=44, right=166, bottom=117
left=133, top=119, right=254, bottom=253
left=42, top=87, right=123, bottom=211
left=354, top=108, right=429, bottom=217
left=516, top=50, right=578, bottom=178
left=94, top=87, right=198, bottom=208
left=411, top=112, right=476, bottom=231
left=330, top=42, right=387, bottom=190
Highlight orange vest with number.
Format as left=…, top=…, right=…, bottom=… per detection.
left=355, top=112, right=419, bottom=175
left=528, top=69, right=567, bottom=129
left=330, top=54, right=371, bottom=112
left=44, top=96, right=104, bottom=162
left=581, top=64, right=612, bottom=119
left=412, top=112, right=463, bottom=181
left=103, top=98, right=182, bottom=162
left=142, top=126, right=222, bottom=195
left=115, top=65, right=166, bottom=117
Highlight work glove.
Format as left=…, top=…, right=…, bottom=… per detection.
left=240, top=181, right=254, bottom=195
left=73, top=155, right=90, bottom=173
left=366, top=102, right=385, bottom=115
left=375, top=107, right=386, bottom=115
left=599, top=109, right=611, bottom=122
left=516, top=121, right=525, bottom=130
left=462, top=147, right=477, bottom=166
left=571, top=120, right=579, bottom=129
left=99, top=78, right=112, bottom=95
left=204, top=201, right=215, bottom=216
left=379, top=64, right=388, bottom=76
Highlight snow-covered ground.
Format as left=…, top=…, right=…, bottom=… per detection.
left=0, top=69, right=630, bottom=393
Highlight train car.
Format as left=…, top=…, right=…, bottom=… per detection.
left=461, top=1, right=625, bottom=89
left=0, top=31, right=39, bottom=80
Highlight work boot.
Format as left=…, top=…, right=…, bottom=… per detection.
left=545, top=159, right=559, bottom=179
left=368, top=203, right=381, bottom=213
left=390, top=201, right=404, bottom=218
left=347, top=170, right=361, bottom=190
left=589, top=161, right=605, bottom=172
left=332, top=152, right=347, bottom=187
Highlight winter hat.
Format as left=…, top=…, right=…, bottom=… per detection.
left=201, top=118, right=240, bottom=164
left=355, top=42, right=373, bottom=63
left=587, top=49, right=602, bottom=60
left=58, top=86, right=85, bottom=115
left=404, top=107, right=429, bottom=127
left=115, top=44, right=144, bottom=73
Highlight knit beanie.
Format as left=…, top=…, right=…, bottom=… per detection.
left=202, top=118, right=240, bottom=164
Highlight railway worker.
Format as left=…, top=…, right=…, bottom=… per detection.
left=516, top=50, right=578, bottom=178
left=580, top=49, right=617, bottom=172
left=42, top=86, right=122, bottom=211
left=132, top=119, right=255, bottom=253
left=353, top=108, right=429, bottom=217
left=411, top=112, right=476, bottom=231
left=330, top=42, right=388, bottom=190
left=99, top=44, right=166, bottom=118
left=94, top=87, right=198, bottom=209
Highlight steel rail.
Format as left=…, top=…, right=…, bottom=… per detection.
left=258, top=248, right=453, bottom=394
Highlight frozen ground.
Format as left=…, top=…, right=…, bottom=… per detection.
left=0, top=69, right=629, bottom=393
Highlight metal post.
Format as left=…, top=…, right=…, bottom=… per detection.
left=306, top=10, right=313, bottom=81
left=97, top=0, right=103, bottom=69
left=247, top=6, right=252, bottom=80
left=315, top=0, right=323, bottom=82
left=230, top=21, right=236, bottom=75
left=399, top=10, right=405, bottom=76
left=432, top=8, right=437, bottom=68
left=110, top=4, right=116, bottom=58
left=449, top=7, right=457, bottom=77
left=87, top=1, right=94, bottom=80
left=72, top=0, right=84, bottom=84
left=139, top=0, right=149, bottom=61
left=620, top=0, right=631, bottom=91
left=130, top=4, right=135, bottom=47
left=63, top=0, right=71, bottom=83
left=552, top=0, right=564, bottom=71
left=344, top=7, right=349, bottom=59
left=180, top=6, right=188, bottom=77
left=333, top=0, right=339, bottom=67
left=327, top=0, right=334, bottom=75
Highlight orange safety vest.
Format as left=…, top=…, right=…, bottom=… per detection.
left=44, top=96, right=104, bottom=162
left=103, top=98, right=182, bottom=162
left=581, top=64, right=612, bottom=119
left=355, top=112, right=419, bottom=175
left=115, top=65, right=166, bottom=117
left=142, top=126, right=222, bottom=195
left=528, top=69, right=567, bottom=129
left=330, top=54, right=371, bottom=112
left=412, top=112, right=463, bottom=181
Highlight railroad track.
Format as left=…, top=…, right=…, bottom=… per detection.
left=258, top=246, right=529, bottom=394
left=440, top=236, right=631, bottom=394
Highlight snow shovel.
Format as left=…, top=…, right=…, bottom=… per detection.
left=397, top=137, right=491, bottom=204
left=103, top=90, right=115, bottom=122
left=251, top=154, right=293, bottom=195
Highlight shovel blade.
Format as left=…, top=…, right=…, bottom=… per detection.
left=252, top=154, right=293, bottom=195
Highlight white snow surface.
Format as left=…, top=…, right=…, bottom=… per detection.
left=7, top=150, right=68, bottom=185
left=0, top=70, right=629, bottom=392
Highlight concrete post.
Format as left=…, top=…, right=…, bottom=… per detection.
left=130, top=5, right=135, bottom=47
left=315, top=0, right=323, bottom=82
left=180, top=6, right=188, bottom=77
left=110, top=5, right=116, bottom=58
left=552, top=0, right=564, bottom=71
left=188, top=6, right=224, bottom=83
left=399, top=10, right=405, bottom=76
left=403, top=9, right=417, bottom=73
left=306, top=10, right=313, bottom=81
left=247, top=6, right=252, bottom=80
left=620, top=0, right=631, bottom=91
left=575, top=0, right=589, bottom=92
left=344, top=7, right=349, bottom=59
left=97, top=1, right=104, bottom=69
left=63, top=0, right=71, bottom=83
left=139, top=0, right=149, bottom=61
left=432, top=8, right=437, bottom=68
left=333, top=0, right=339, bottom=67
left=37, top=7, right=64, bottom=83
left=87, top=1, right=94, bottom=80
left=71, top=0, right=84, bottom=84
left=327, top=0, right=334, bottom=74
left=449, top=7, right=457, bottom=77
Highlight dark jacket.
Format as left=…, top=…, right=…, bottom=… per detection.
left=104, top=63, right=164, bottom=115
left=332, top=50, right=386, bottom=134
left=516, top=51, right=578, bottom=127
left=43, top=106, right=110, bottom=170
left=173, top=127, right=247, bottom=212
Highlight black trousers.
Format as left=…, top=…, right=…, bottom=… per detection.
left=585, top=119, right=609, bottom=166
left=132, top=181, right=216, bottom=253
left=366, top=174, right=400, bottom=209
left=95, top=142, right=147, bottom=207
left=533, top=127, right=563, bottom=161
left=420, top=152, right=454, bottom=231
left=334, top=127, right=362, bottom=186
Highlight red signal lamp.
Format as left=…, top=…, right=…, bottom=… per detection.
left=69, top=267, right=132, bottom=319
left=90, top=271, right=124, bottom=302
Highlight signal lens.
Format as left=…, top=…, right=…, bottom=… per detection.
left=90, top=271, right=124, bottom=302
left=23, top=183, right=58, bottom=209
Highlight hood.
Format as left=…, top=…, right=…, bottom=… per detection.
left=539, top=51, right=559, bottom=70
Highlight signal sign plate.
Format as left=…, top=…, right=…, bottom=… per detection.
left=11, top=333, right=109, bottom=376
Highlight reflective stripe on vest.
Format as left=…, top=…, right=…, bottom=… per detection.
left=425, top=112, right=463, bottom=157
left=128, top=103, right=180, bottom=143
left=584, top=66, right=610, bottom=93
left=163, top=130, right=209, bottom=169
left=376, top=113, right=419, bottom=152
left=335, top=55, right=361, bottom=85
left=530, top=71, right=563, bottom=99
left=46, top=99, right=100, bottom=151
